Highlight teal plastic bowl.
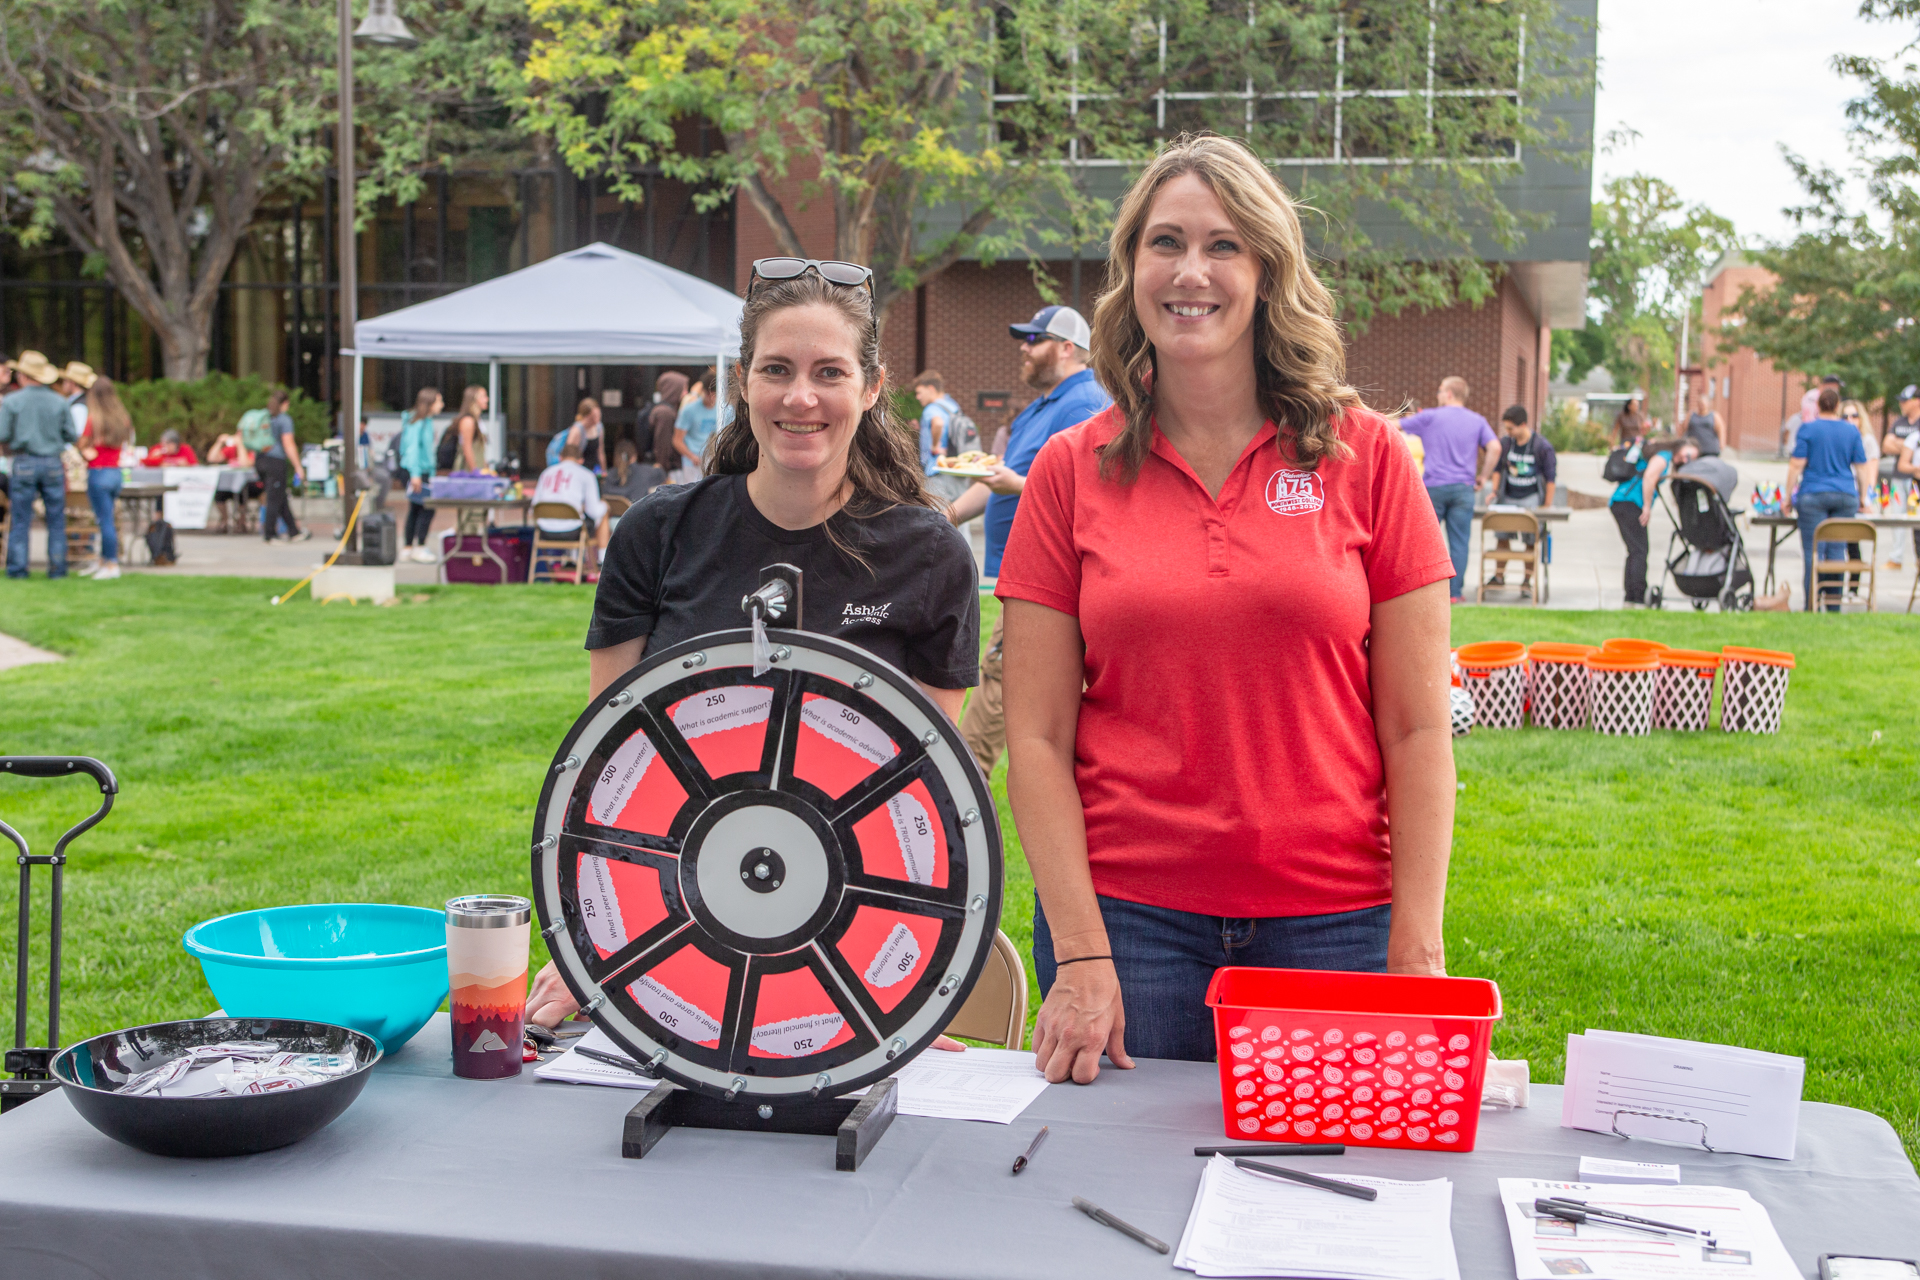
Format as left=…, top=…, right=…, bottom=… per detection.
left=183, top=904, right=448, bottom=1051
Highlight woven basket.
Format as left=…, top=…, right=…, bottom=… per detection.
left=1526, top=642, right=1597, bottom=729
left=1586, top=650, right=1659, bottom=737
left=1455, top=642, right=1527, bottom=729
left=1652, top=650, right=1720, bottom=731
left=1719, top=646, right=1795, bottom=734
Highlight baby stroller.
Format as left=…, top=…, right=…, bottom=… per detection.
left=1653, top=475, right=1753, bottom=611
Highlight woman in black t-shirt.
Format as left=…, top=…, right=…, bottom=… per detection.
left=527, top=261, right=981, bottom=1028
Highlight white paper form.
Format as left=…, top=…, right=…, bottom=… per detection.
left=537, top=1034, right=1048, bottom=1123
left=1561, top=1031, right=1804, bottom=1160
left=1497, top=1179, right=1799, bottom=1280
left=884, top=1046, right=1050, bottom=1123
left=535, top=1025, right=661, bottom=1091
left=1175, top=1156, right=1460, bottom=1280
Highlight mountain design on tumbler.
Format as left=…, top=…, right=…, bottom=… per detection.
left=450, top=969, right=527, bottom=1078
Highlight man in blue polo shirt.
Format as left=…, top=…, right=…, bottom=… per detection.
left=2, top=350, right=81, bottom=579
left=948, top=303, right=1110, bottom=774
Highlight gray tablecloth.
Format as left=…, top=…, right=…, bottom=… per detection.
left=0, top=1015, right=1914, bottom=1279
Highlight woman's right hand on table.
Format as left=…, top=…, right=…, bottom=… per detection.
left=526, top=960, right=580, bottom=1028
left=1030, top=957, right=1134, bottom=1085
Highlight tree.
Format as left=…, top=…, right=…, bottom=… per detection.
left=1551, top=172, right=1736, bottom=419
left=516, top=0, right=1586, bottom=335
left=1719, top=1, right=1920, bottom=407
left=0, top=0, right=528, bottom=380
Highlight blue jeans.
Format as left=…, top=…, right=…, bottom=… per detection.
left=6, top=454, right=67, bottom=578
left=1033, top=894, right=1392, bottom=1062
left=1797, top=489, right=1858, bottom=610
left=1426, top=484, right=1475, bottom=598
left=87, top=467, right=123, bottom=562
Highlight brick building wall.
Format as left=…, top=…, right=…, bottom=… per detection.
left=1698, top=258, right=1800, bottom=455
left=1346, top=275, right=1545, bottom=425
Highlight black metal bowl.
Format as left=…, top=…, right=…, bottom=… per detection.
left=51, top=1016, right=382, bottom=1158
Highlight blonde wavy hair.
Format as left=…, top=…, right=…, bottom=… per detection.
left=1091, top=133, right=1360, bottom=481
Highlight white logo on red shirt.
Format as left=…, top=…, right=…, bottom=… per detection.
left=1264, top=469, right=1324, bottom=516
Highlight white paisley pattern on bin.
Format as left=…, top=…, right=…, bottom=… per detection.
left=1224, top=1023, right=1480, bottom=1146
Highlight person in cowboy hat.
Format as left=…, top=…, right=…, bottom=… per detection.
left=2, top=350, right=81, bottom=578
left=58, top=362, right=96, bottom=436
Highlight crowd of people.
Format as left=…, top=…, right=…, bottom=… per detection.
left=0, top=350, right=137, bottom=580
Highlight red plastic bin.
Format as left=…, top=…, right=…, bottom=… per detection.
left=1206, top=967, right=1502, bottom=1152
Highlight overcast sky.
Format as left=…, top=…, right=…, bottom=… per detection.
left=1593, top=0, right=1914, bottom=246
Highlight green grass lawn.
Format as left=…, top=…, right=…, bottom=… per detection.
left=2, top=578, right=1916, bottom=1157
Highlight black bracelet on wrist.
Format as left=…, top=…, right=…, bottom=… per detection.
left=1054, top=955, right=1113, bottom=967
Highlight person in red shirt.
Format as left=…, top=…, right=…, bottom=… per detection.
left=997, top=135, right=1458, bottom=1084
left=146, top=430, right=199, bottom=467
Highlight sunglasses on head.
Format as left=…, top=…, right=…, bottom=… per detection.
left=748, top=257, right=874, bottom=296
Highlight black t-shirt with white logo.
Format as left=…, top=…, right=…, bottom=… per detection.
left=1495, top=432, right=1557, bottom=500
left=585, top=473, right=979, bottom=689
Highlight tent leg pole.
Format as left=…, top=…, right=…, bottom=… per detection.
left=489, top=359, right=502, bottom=469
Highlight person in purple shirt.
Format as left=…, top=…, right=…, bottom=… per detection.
left=1398, top=375, right=1499, bottom=601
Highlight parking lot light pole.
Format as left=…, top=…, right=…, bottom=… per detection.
left=337, top=0, right=416, bottom=556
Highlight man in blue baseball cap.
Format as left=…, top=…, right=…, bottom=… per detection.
left=948, top=303, right=1110, bottom=774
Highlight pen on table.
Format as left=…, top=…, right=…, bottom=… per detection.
left=1535, top=1202, right=1714, bottom=1245
left=1072, top=1197, right=1170, bottom=1254
left=1539, top=1198, right=1714, bottom=1239
left=1194, top=1143, right=1345, bottom=1158
left=1233, top=1158, right=1379, bottom=1202
left=574, top=1046, right=651, bottom=1076
left=1012, top=1126, right=1049, bottom=1175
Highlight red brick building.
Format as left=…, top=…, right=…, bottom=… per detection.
left=1696, top=253, right=1805, bottom=455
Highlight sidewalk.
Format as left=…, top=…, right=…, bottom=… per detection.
left=7, top=459, right=1915, bottom=611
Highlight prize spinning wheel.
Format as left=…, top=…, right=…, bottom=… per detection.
left=531, top=625, right=1002, bottom=1104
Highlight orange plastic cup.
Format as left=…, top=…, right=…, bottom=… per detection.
left=1455, top=641, right=1527, bottom=668
left=1601, top=638, right=1671, bottom=660
left=1526, top=642, right=1597, bottom=664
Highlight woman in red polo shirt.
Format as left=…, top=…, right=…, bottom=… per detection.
left=998, top=135, right=1458, bottom=1084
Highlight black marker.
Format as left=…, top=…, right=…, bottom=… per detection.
left=1012, top=1125, right=1049, bottom=1175
left=1072, top=1197, right=1170, bottom=1254
left=574, top=1046, right=650, bottom=1076
left=1234, top=1158, right=1379, bottom=1202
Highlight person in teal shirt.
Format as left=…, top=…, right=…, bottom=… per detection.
left=3, top=351, right=81, bottom=579
left=1608, top=430, right=1674, bottom=607
left=399, top=387, right=443, bottom=562
left=672, top=370, right=734, bottom=477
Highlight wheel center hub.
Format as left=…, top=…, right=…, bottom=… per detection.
left=680, top=790, right=844, bottom=954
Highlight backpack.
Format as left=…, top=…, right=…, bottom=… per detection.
left=1602, top=439, right=1643, bottom=483
left=145, top=519, right=177, bottom=566
left=238, top=408, right=275, bottom=453
left=945, top=410, right=982, bottom=456
left=435, top=420, right=462, bottom=473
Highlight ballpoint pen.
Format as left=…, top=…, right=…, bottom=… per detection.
left=1535, top=1201, right=1715, bottom=1246
left=1012, top=1126, right=1049, bottom=1175
left=1540, top=1198, right=1714, bottom=1240
left=1194, top=1143, right=1345, bottom=1158
left=575, top=1045, right=651, bottom=1076
left=1235, top=1158, right=1379, bottom=1202
left=1072, top=1197, right=1170, bottom=1254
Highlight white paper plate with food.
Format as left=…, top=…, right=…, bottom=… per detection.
left=934, top=452, right=1001, bottom=477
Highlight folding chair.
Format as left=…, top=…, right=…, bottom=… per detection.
left=1475, top=510, right=1545, bottom=605
left=530, top=501, right=591, bottom=584
left=1811, top=519, right=1876, bottom=612
left=942, top=930, right=1030, bottom=1051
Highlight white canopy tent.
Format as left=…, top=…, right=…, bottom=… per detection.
left=346, top=242, right=743, bottom=464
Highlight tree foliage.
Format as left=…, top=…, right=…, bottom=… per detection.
left=517, top=0, right=1586, bottom=333
left=1552, top=172, right=1735, bottom=418
left=0, top=0, right=528, bottom=380
left=1720, top=0, right=1920, bottom=408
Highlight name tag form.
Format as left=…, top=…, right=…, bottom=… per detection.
left=1561, top=1029, right=1804, bottom=1160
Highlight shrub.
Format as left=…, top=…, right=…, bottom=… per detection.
left=1541, top=399, right=1610, bottom=454
left=116, top=373, right=331, bottom=457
